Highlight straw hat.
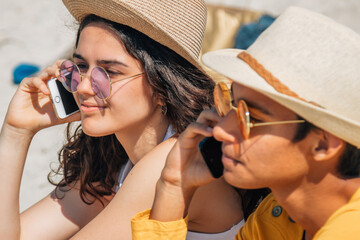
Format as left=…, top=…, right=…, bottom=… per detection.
left=202, top=7, right=360, bottom=147
left=62, top=0, right=207, bottom=71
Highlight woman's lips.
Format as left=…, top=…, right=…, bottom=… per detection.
left=80, top=103, right=105, bottom=112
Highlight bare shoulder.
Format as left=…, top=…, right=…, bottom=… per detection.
left=119, top=137, right=177, bottom=193
left=131, top=136, right=177, bottom=171
left=187, top=178, right=244, bottom=233
left=144, top=136, right=177, bottom=159
left=114, top=136, right=178, bottom=212
left=71, top=137, right=179, bottom=239
left=113, top=136, right=178, bottom=205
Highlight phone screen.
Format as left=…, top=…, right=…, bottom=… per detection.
left=55, top=80, right=79, bottom=115
left=199, top=137, right=224, bottom=178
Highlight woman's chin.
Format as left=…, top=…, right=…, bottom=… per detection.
left=82, top=129, right=102, bottom=137
left=81, top=123, right=109, bottom=137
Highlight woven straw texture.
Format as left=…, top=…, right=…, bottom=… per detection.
left=63, top=0, right=207, bottom=71
left=202, top=7, right=360, bottom=147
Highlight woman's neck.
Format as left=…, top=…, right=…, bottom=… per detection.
left=114, top=108, right=170, bottom=165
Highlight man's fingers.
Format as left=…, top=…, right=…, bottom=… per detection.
left=179, top=122, right=213, bottom=146
left=196, top=108, right=221, bottom=127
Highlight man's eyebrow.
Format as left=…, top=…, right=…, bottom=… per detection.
left=72, top=53, right=129, bottom=68
left=245, top=101, right=272, bottom=116
left=231, top=83, right=271, bottom=115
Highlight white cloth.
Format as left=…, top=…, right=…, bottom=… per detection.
left=115, top=160, right=134, bottom=192
left=186, top=219, right=245, bottom=240
left=115, top=125, right=175, bottom=192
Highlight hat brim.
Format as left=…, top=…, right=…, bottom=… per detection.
left=202, top=48, right=360, bottom=147
left=62, top=0, right=205, bottom=72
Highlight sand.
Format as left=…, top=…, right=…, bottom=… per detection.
left=0, top=0, right=359, bottom=212
left=0, top=0, right=75, bottom=211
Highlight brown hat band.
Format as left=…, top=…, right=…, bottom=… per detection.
left=237, top=51, right=312, bottom=104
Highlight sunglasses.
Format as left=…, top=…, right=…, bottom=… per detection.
left=213, top=82, right=305, bottom=139
left=59, top=60, right=144, bottom=100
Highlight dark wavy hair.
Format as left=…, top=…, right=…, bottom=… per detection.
left=48, top=14, right=214, bottom=205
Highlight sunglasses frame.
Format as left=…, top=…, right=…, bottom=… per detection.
left=59, top=60, right=144, bottom=100
left=214, top=82, right=305, bottom=139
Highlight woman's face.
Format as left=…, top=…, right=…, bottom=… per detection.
left=72, top=22, right=160, bottom=137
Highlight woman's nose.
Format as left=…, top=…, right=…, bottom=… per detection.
left=76, top=70, right=95, bottom=96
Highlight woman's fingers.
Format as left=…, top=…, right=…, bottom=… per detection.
left=55, top=59, right=65, bottom=67
left=22, top=63, right=62, bottom=95
left=25, top=76, right=50, bottom=95
left=54, top=59, right=65, bottom=79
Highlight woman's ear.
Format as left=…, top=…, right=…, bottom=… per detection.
left=154, top=96, right=167, bottom=115
left=157, top=98, right=165, bottom=106
left=152, top=93, right=164, bottom=107
left=312, top=130, right=345, bottom=162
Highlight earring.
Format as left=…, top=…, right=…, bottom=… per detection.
left=161, top=105, right=167, bottom=115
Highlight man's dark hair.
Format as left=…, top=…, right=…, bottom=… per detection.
left=293, top=117, right=360, bottom=178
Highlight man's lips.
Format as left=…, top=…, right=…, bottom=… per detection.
left=221, top=144, right=243, bottom=165
left=222, top=153, right=242, bottom=165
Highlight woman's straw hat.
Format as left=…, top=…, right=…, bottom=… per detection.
left=62, top=0, right=207, bottom=71
left=202, top=7, right=360, bottom=147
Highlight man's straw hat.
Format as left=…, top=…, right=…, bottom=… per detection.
left=202, top=7, right=360, bottom=147
left=62, top=0, right=207, bottom=71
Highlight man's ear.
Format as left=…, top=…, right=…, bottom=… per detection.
left=312, top=130, right=345, bottom=162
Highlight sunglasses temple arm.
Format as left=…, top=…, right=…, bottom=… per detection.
left=110, top=73, right=144, bottom=85
left=250, top=120, right=305, bottom=128
left=63, top=72, right=71, bottom=77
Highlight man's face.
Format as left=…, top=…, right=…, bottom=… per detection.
left=213, top=83, right=311, bottom=190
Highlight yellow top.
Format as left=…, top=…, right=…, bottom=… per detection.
left=131, top=188, right=360, bottom=240
left=131, top=209, right=188, bottom=240
left=314, top=187, right=360, bottom=239
left=131, top=193, right=303, bottom=240
left=236, top=193, right=303, bottom=240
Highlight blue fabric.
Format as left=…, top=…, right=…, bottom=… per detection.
left=234, top=15, right=276, bottom=50
left=13, top=63, right=40, bottom=84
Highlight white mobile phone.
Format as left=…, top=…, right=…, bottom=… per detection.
left=47, top=78, right=79, bottom=119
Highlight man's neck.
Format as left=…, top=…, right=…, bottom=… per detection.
left=272, top=175, right=360, bottom=238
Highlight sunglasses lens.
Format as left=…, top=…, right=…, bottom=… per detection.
left=91, top=67, right=110, bottom=99
left=237, top=100, right=250, bottom=139
left=60, top=60, right=80, bottom=92
left=214, top=82, right=232, bottom=117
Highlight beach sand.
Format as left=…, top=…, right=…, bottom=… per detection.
left=0, top=0, right=75, bottom=211
left=0, top=0, right=359, bottom=212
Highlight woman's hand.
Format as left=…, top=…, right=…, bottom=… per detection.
left=0, top=61, right=81, bottom=239
left=4, top=60, right=80, bottom=136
